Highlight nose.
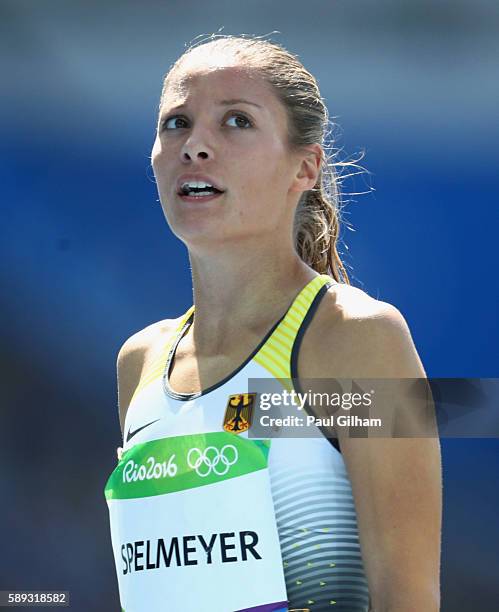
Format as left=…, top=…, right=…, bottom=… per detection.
left=180, top=132, right=214, bottom=163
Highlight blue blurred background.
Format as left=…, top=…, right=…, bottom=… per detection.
left=1, top=0, right=498, bottom=610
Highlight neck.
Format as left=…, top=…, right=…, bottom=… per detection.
left=185, top=243, right=318, bottom=356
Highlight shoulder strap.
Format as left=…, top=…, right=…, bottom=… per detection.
left=252, top=274, right=334, bottom=384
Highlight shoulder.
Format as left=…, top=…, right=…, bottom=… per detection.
left=116, top=317, right=180, bottom=434
left=299, top=282, right=426, bottom=379
left=117, top=318, right=178, bottom=364
left=116, top=317, right=180, bottom=381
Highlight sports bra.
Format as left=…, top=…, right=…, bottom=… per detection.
left=105, top=274, right=371, bottom=611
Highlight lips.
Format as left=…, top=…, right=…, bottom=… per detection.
left=175, top=174, right=225, bottom=195
left=178, top=191, right=224, bottom=203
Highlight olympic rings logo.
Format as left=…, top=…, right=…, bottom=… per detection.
left=187, top=444, right=238, bottom=478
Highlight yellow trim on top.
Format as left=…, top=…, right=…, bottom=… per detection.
left=250, top=274, right=332, bottom=379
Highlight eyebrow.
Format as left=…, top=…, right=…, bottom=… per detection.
left=162, top=98, right=262, bottom=115
left=219, top=98, right=262, bottom=108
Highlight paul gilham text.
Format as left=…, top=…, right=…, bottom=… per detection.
left=260, top=415, right=382, bottom=428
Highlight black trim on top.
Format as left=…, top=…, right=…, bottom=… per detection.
left=163, top=303, right=292, bottom=402
left=290, top=281, right=342, bottom=454
left=162, top=312, right=197, bottom=400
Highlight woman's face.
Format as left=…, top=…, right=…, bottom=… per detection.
left=151, top=57, right=312, bottom=248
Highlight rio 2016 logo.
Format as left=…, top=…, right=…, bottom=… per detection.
left=122, top=444, right=239, bottom=483
left=122, top=455, right=178, bottom=483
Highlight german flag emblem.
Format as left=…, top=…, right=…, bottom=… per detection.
left=223, top=393, right=256, bottom=434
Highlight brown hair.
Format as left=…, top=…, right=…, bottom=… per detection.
left=160, top=34, right=370, bottom=284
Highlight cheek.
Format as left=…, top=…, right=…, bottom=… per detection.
left=241, top=142, right=286, bottom=184
left=151, top=134, right=162, bottom=155
left=151, top=140, right=172, bottom=184
left=151, top=140, right=162, bottom=171
left=249, top=154, right=290, bottom=197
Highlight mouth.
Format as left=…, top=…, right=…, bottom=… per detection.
left=177, top=185, right=225, bottom=202
left=177, top=190, right=225, bottom=203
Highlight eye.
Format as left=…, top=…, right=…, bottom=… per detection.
left=225, top=113, right=253, bottom=129
left=161, top=113, right=253, bottom=131
left=161, top=115, right=189, bottom=130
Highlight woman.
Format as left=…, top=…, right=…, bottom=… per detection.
left=105, top=35, right=442, bottom=612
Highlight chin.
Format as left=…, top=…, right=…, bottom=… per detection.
left=169, top=214, right=228, bottom=245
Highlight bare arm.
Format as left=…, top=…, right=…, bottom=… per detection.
left=116, top=335, right=147, bottom=439
left=327, top=305, right=442, bottom=611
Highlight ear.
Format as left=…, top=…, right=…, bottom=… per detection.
left=290, top=144, right=322, bottom=193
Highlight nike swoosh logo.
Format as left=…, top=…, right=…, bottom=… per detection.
left=126, top=418, right=161, bottom=443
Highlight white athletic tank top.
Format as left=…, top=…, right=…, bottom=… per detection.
left=105, top=274, right=371, bottom=611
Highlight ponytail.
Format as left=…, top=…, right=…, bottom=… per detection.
left=294, top=150, right=358, bottom=284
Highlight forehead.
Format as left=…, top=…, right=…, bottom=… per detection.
left=161, top=58, right=278, bottom=111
